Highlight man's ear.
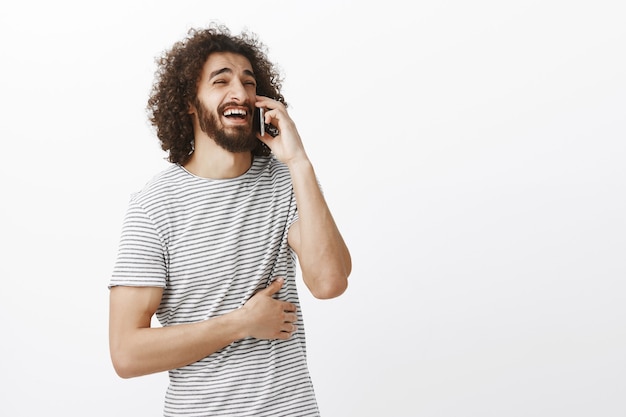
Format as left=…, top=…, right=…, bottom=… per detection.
left=188, top=101, right=196, bottom=115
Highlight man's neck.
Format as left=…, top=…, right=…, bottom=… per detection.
left=183, top=138, right=253, bottom=179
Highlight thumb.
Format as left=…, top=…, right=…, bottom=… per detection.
left=262, top=277, right=284, bottom=296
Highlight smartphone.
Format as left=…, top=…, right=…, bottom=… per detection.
left=259, top=107, right=265, bottom=136
left=258, top=107, right=278, bottom=137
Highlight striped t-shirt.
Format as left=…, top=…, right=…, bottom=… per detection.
left=110, top=156, right=320, bottom=416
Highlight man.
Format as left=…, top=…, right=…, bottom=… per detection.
left=108, top=24, right=352, bottom=416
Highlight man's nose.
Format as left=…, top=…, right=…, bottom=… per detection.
left=229, top=79, right=248, bottom=102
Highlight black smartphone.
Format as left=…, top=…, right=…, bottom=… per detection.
left=259, top=107, right=265, bottom=137
left=257, top=107, right=279, bottom=137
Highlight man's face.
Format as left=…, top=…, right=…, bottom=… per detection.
left=192, top=52, right=258, bottom=153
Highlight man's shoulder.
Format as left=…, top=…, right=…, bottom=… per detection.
left=257, top=155, right=289, bottom=177
left=130, top=164, right=183, bottom=203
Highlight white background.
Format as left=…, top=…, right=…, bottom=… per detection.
left=1, top=1, right=624, bottom=416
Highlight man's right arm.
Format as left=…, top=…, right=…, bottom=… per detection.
left=109, top=278, right=297, bottom=378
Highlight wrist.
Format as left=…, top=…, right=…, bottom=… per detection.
left=228, top=306, right=250, bottom=340
left=286, top=156, right=313, bottom=174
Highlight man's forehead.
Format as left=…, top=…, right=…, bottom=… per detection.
left=203, top=52, right=253, bottom=74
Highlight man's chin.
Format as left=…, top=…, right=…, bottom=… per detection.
left=214, top=130, right=258, bottom=153
left=222, top=124, right=253, bottom=137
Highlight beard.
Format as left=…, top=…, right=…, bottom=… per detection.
left=194, top=99, right=258, bottom=153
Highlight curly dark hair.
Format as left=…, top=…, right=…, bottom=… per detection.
left=147, top=24, right=286, bottom=165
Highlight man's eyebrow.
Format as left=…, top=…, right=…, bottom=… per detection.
left=208, top=68, right=256, bottom=80
left=209, top=68, right=231, bottom=80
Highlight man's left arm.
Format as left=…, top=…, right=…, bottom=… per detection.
left=287, top=158, right=352, bottom=299
left=256, top=96, right=352, bottom=299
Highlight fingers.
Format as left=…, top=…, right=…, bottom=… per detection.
left=255, top=96, right=288, bottom=128
left=275, top=314, right=298, bottom=339
left=267, top=295, right=298, bottom=339
left=262, top=108, right=290, bottom=132
left=242, top=275, right=299, bottom=340
left=255, top=278, right=297, bottom=312
left=279, top=309, right=298, bottom=338
left=261, top=277, right=284, bottom=296
left=278, top=324, right=298, bottom=339
left=255, top=95, right=283, bottom=111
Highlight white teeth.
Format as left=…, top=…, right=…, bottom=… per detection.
left=223, top=108, right=247, bottom=116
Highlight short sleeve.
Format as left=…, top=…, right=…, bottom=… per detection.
left=109, top=199, right=167, bottom=288
left=285, top=175, right=323, bottom=230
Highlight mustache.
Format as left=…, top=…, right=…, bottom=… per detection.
left=218, top=101, right=254, bottom=114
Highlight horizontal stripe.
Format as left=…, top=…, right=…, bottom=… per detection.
left=110, top=157, right=318, bottom=416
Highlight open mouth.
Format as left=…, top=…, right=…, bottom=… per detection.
left=223, top=108, right=248, bottom=120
